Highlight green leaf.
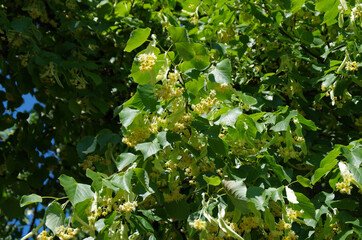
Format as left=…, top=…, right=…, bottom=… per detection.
left=271, top=111, right=297, bottom=132
left=111, top=170, right=133, bottom=193
left=73, top=199, right=92, bottom=228
left=130, top=215, right=154, bottom=234
left=168, top=26, right=195, bottom=61
left=83, top=70, right=102, bottom=85
left=247, top=186, right=266, bottom=211
left=312, top=147, right=341, bottom=184
left=164, top=198, right=190, bottom=220
left=294, top=192, right=315, bottom=219
left=208, top=137, right=227, bottom=156
left=341, top=146, right=362, bottom=167
left=208, top=59, right=232, bottom=84
left=322, top=0, right=339, bottom=26
left=292, top=0, right=305, bottom=13
left=335, top=230, right=354, bottom=240
left=119, top=108, right=140, bottom=128
left=10, top=17, right=32, bottom=32
left=297, top=114, right=318, bottom=131
left=264, top=208, right=275, bottom=231
left=124, top=28, right=151, bottom=52
left=77, top=136, right=97, bottom=159
left=331, top=199, right=359, bottom=211
left=68, top=99, right=81, bottom=117
left=134, top=168, right=154, bottom=193
left=175, top=42, right=195, bottom=61
left=215, top=107, right=242, bottom=127
left=114, top=1, right=131, bottom=17
left=135, top=139, right=161, bottom=159
left=297, top=175, right=312, bottom=188
left=45, top=202, right=65, bottom=234
left=59, top=175, right=94, bottom=205
left=168, top=26, right=189, bottom=43
left=86, top=169, right=103, bottom=192
left=97, top=2, right=113, bottom=18
left=20, top=194, right=42, bottom=207
left=138, top=84, right=158, bottom=111
left=115, top=153, right=138, bottom=171
left=238, top=92, right=258, bottom=106
left=184, top=43, right=210, bottom=70
left=203, top=175, right=221, bottom=186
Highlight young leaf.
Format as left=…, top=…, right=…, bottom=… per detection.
left=124, top=28, right=151, bottom=52
left=203, top=175, right=221, bottom=186
left=20, top=194, right=42, bottom=207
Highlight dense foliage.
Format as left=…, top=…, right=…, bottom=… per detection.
left=0, top=0, right=361, bottom=239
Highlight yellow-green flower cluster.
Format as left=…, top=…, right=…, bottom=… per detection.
left=26, top=1, right=49, bottom=22
left=354, top=116, right=362, bottom=128
left=70, top=69, right=87, bottom=89
left=79, top=155, right=110, bottom=171
left=282, top=230, right=299, bottom=240
left=40, top=62, right=57, bottom=86
left=330, top=223, right=341, bottom=232
left=286, top=208, right=303, bottom=221
left=277, top=147, right=301, bottom=159
left=351, top=4, right=362, bottom=22
left=336, top=171, right=355, bottom=194
left=345, top=61, right=358, bottom=71
left=66, top=0, right=77, bottom=10
left=239, top=216, right=259, bottom=233
left=172, top=113, right=193, bottom=133
left=55, top=226, right=79, bottom=240
left=276, top=219, right=291, bottom=231
left=119, top=201, right=138, bottom=213
left=122, top=127, right=151, bottom=147
left=192, top=91, right=219, bottom=114
left=163, top=186, right=185, bottom=202
left=281, top=81, right=303, bottom=98
left=216, top=83, right=231, bottom=93
left=18, top=53, right=29, bottom=67
left=37, top=230, right=54, bottom=240
left=0, top=163, right=7, bottom=176
left=267, top=230, right=283, bottom=240
left=8, top=32, right=23, bottom=48
left=189, top=219, right=207, bottom=230
left=155, top=72, right=184, bottom=101
left=266, top=218, right=298, bottom=240
left=138, top=53, right=157, bottom=71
